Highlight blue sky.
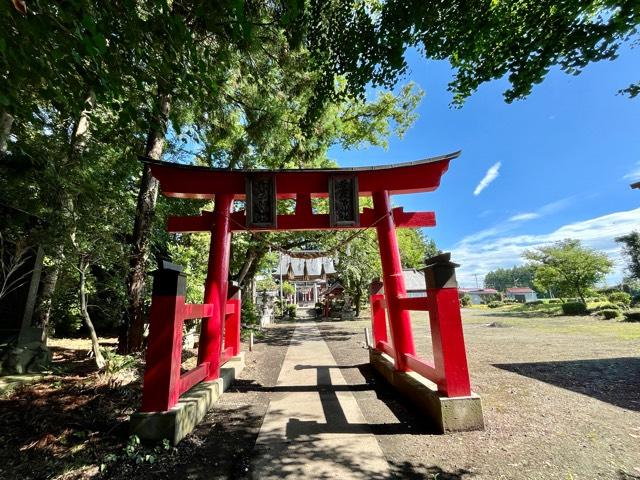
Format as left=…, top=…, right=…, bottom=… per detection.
left=331, top=45, right=640, bottom=288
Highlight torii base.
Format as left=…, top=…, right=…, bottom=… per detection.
left=369, top=349, right=484, bottom=433
left=130, top=353, right=245, bottom=445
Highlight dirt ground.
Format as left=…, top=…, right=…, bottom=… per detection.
left=317, top=309, right=640, bottom=480
left=0, top=327, right=295, bottom=480
left=1, top=310, right=639, bottom=479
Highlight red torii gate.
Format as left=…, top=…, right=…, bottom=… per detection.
left=136, top=150, right=482, bottom=436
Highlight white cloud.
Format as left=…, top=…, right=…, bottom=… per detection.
left=473, top=162, right=501, bottom=196
left=505, top=196, right=576, bottom=224
left=538, top=196, right=575, bottom=215
left=623, top=162, right=640, bottom=181
left=450, top=207, right=640, bottom=288
left=508, top=212, right=541, bottom=222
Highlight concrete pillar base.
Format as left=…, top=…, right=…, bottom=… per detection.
left=130, top=352, right=245, bottom=445
left=369, top=349, right=484, bottom=433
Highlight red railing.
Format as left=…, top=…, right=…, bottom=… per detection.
left=369, top=255, right=472, bottom=398
left=140, top=264, right=242, bottom=412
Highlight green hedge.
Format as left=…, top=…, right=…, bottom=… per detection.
left=607, top=291, right=631, bottom=306
left=599, top=308, right=622, bottom=320
left=526, top=299, right=544, bottom=306
left=624, top=309, right=640, bottom=322
left=561, top=302, right=588, bottom=315
left=590, top=302, right=619, bottom=312
left=487, top=301, right=504, bottom=308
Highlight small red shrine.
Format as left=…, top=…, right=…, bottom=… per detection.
left=132, top=151, right=484, bottom=442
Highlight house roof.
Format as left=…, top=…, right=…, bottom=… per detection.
left=403, top=269, right=426, bottom=291
left=460, top=288, right=499, bottom=295
left=320, top=282, right=344, bottom=297
left=506, top=287, right=535, bottom=293
left=274, top=252, right=336, bottom=278
left=370, top=270, right=426, bottom=295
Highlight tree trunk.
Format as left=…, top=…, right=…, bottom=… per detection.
left=354, top=291, right=362, bottom=318
left=32, top=92, right=95, bottom=340
left=34, top=259, right=60, bottom=342
left=0, top=111, right=13, bottom=153
left=70, top=92, right=95, bottom=155
left=236, top=249, right=257, bottom=286
left=79, top=260, right=105, bottom=369
left=576, top=285, right=586, bottom=305
left=121, top=92, right=171, bottom=353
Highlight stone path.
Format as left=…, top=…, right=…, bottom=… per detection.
left=251, top=321, right=390, bottom=479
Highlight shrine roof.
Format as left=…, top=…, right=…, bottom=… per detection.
left=142, top=151, right=460, bottom=199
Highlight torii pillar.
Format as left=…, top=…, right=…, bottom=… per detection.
left=198, top=194, right=233, bottom=380
left=372, top=190, right=415, bottom=371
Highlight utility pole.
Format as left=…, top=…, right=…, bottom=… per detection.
left=474, top=273, right=480, bottom=289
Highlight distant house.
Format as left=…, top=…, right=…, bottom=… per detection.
left=505, top=287, right=537, bottom=303
left=372, top=270, right=427, bottom=298
left=403, top=269, right=427, bottom=297
left=459, top=288, right=499, bottom=305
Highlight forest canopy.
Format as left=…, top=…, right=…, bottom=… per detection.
left=1, top=1, right=638, bottom=354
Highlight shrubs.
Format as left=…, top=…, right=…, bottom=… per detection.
left=623, top=309, right=640, bottom=322
left=241, top=299, right=260, bottom=325
left=590, top=302, right=619, bottom=312
left=274, top=301, right=297, bottom=319
left=561, top=302, right=588, bottom=315
left=487, top=301, right=504, bottom=308
left=614, top=302, right=629, bottom=311
left=599, top=308, right=622, bottom=320
left=607, top=291, right=631, bottom=306
left=460, top=294, right=471, bottom=307
left=285, top=303, right=297, bottom=318
left=587, top=296, right=607, bottom=303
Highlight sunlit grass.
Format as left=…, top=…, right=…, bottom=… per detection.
left=459, top=310, right=640, bottom=341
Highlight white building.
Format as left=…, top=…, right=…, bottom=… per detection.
left=505, top=287, right=537, bottom=303
left=459, top=288, right=500, bottom=305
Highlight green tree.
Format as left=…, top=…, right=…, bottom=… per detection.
left=337, top=231, right=381, bottom=318
left=336, top=227, right=436, bottom=317
left=281, top=281, right=296, bottom=298
left=397, top=229, right=438, bottom=268
left=3, top=0, right=639, bottom=360
left=523, top=239, right=613, bottom=304
left=290, top=1, right=640, bottom=108
left=484, top=265, right=538, bottom=293
left=616, top=231, right=640, bottom=280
